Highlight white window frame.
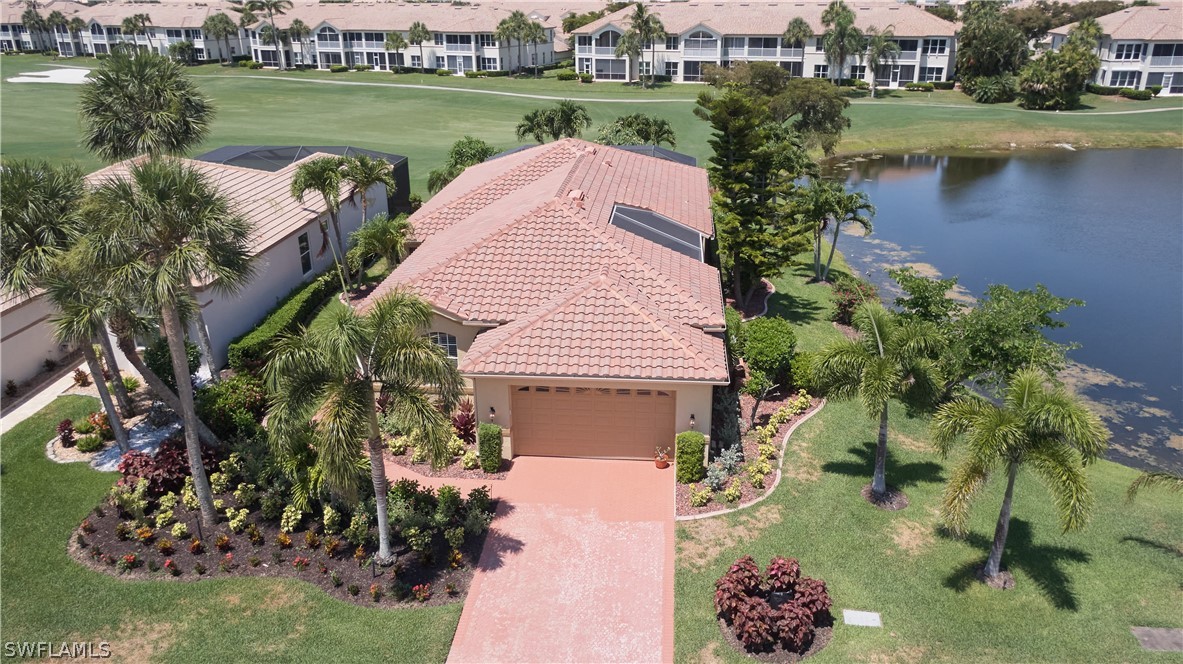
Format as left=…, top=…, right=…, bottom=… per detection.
left=923, top=38, right=947, bottom=55
left=411, top=54, right=422, bottom=68
left=428, top=332, right=458, bottom=364
left=638, top=60, right=651, bottom=76
left=665, top=60, right=678, bottom=77
left=920, top=67, right=943, bottom=82
left=1113, top=43, right=1144, bottom=61
left=435, top=55, right=446, bottom=69
left=1110, top=70, right=1142, bottom=87
left=298, top=233, right=312, bottom=275
left=478, top=34, right=495, bottom=48
left=813, top=63, right=829, bottom=78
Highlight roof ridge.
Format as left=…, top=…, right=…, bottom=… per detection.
left=599, top=275, right=717, bottom=373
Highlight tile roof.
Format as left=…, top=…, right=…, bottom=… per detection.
left=361, top=138, right=727, bottom=382
left=253, top=1, right=605, bottom=32
left=74, top=1, right=237, bottom=28
left=573, top=1, right=957, bottom=37
left=1050, top=5, right=1183, bottom=41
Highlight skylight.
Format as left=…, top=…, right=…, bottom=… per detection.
left=609, top=204, right=704, bottom=261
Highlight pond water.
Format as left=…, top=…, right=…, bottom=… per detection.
left=825, top=148, right=1183, bottom=472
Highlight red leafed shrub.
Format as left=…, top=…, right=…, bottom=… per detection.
left=793, top=577, right=833, bottom=624
left=117, top=437, right=219, bottom=496
left=452, top=399, right=477, bottom=445
left=57, top=420, right=76, bottom=448
left=772, top=602, right=814, bottom=651
left=730, top=595, right=777, bottom=651
left=727, top=555, right=763, bottom=594
left=766, top=556, right=801, bottom=593
left=714, top=575, right=747, bottom=620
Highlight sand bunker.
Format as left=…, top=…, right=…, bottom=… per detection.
left=6, top=66, right=91, bottom=84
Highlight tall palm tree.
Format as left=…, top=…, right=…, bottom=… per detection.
left=384, top=31, right=407, bottom=70
left=820, top=187, right=873, bottom=282
left=265, top=290, right=463, bottom=563
left=228, top=0, right=257, bottom=35
left=783, top=16, right=813, bottom=78
left=89, top=159, right=254, bottom=528
left=120, top=14, right=154, bottom=53
left=813, top=302, right=942, bottom=501
left=258, top=24, right=290, bottom=66
left=407, top=21, right=431, bottom=73
left=496, top=11, right=529, bottom=74
left=245, top=0, right=292, bottom=69
left=428, top=135, right=498, bottom=193
left=624, top=3, right=664, bottom=88
left=78, top=50, right=213, bottom=162
left=67, top=16, right=86, bottom=55
left=291, top=156, right=351, bottom=293
left=933, top=368, right=1109, bottom=581
left=342, top=154, right=397, bottom=288
left=202, top=13, right=238, bottom=64
left=21, top=6, right=45, bottom=52
left=45, top=10, right=65, bottom=55
left=349, top=213, right=412, bottom=270
left=287, top=18, right=310, bottom=67
left=862, top=25, right=901, bottom=98
left=614, top=29, right=641, bottom=84
left=821, top=0, right=862, bottom=83
left=523, top=20, right=547, bottom=77
left=515, top=100, right=592, bottom=143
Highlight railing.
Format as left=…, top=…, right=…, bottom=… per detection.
left=897, top=50, right=918, bottom=61
left=445, top=43, right=473, bottom=52
left=683, top=46, right=718, bottom=58
left=317, top=39, right=341, bottom=48
left=1151, top=55, right=1183, bottom=67
left=781, top=47, right=803, bottom=58
left=746, top=47, right=778, bottom=57
left=576, top=45, right=619, bottom=55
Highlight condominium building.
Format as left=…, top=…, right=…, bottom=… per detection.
left=571, top=2, right=957, bottom=85
left=1050, top=4, right=1183, bottom=94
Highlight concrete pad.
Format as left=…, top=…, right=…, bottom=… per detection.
left=843, top=610, right=883, bottom=627
left=1131, top=627, right=1183, bottom=652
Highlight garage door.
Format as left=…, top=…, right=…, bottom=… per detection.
left=511, top=386, right=676, bottom=459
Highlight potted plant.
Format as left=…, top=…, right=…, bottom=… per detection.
left=655, top=447, right=670, bottom=469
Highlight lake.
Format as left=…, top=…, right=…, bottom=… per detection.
left=825, top=148, right=1183, bottom=472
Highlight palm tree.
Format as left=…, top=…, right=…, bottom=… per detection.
left=821, top=0, right=862, bottom=83
left=245, top=0, right=292, bottom=69
left=349, top=213, right=412, bottom=272
left=516, top=100, right=593, bottom=143
left=45, top=10, right=64, bottom=55
left=67, top=17, right=86, bottom=55
left=78, top=50, right=213, bottom=162
left=614, top=29, right=641, bottom=84
left=623, top=3, right=664, bottom=88
left=496, top=11, right=529, bottom=74
left=793, top=179, right=839, bottom=282
left=932, top=368, right=1109, bottom=581
left=428, top=135, right=499, bottom=193
left=202, top=13, right=238, bottom=64
left=89, top=159, right=254, bottom=528
left=523, top=20, right=547, bottom=77
left=342, top=154, right=397, bottom=288
left=783, top=16, right=813, bottom=78
left=21, top=6, right=45, bottom=52
left=408, top=21, right=431, bottom=73
left=287, top=18, right=310, bottom=67
left=291, top=156, right=351, bottom=293
left=265, top=290, right=463, bottom=563
left=258, top=24, right=290, bottom=66
left=120, top=14, right=153, bottom=53
left=820, top=187, right=873, bottom=282
left=383, top=31, right=407, bottom=70
left=813, top=302, right=942, bottom=501
left=228, top=1, right=257, bottom=34
left=1127, top=471, right=1183, bottom=500
left=862, top=26, right=901, bottom=98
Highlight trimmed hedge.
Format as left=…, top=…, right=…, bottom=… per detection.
left=227, top=274, right=334, bottom=371
left=742, top=316, right=797, bottom=381
left=556, top=69, right=578, bottom=81
left=329, top=64, right=349, bottom=73
left=1149, top=85, right=1163, bottom=97
left=578, top=73, right=593, bottom=83
left=675, top=430, right=707, bottom=484
left=904, top=81, right=934, bottom=91
left=1086, top=83, right=1121, bottom=96
left=933, top=80, right=955, bottom=90
left=478, top=423, right=502, bottom=473
left=463, top=70, right=481, bottom=78
left=484, top=70, right=510, bottom=77
left=352, top=64, right=372, bottom=71
left=436, top=68, right=453, bottom=76
left=1119, top=87, right=1152, bottom=100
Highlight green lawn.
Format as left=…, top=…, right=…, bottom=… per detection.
left=675, top=258, right=1183, bottom=663
left=0, top=395, right=461, bottom=662
left=2, top=55, right=1180, bottom=193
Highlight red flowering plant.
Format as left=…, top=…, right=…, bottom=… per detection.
left=369, top=583, right=383, bottom=602
left=164, top=558, right=181, bottom=576
left=292, top=556, right=310, bottom=571
left=412, top=583, right=432, bottom=602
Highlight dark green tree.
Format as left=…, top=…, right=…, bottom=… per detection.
left=957, top=2, right=1029, bottom=81
left=770, top=78, right=852, bottom=156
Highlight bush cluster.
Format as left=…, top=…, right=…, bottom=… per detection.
left=715, top=555, right=832, bottom=652
left=386, top=479, right=495, bottom=562
left=329, top=64, right=350, bottom=73
left=352, top=64, right=373, bottom=71
left=477, top=423, right=502, bottom=473
left=829, top=275, right=879, bottom=326
left=451, top=400, right=476, bottom=444
left=675, top=430, right=707, bottom=484
left=195, top=373, right=267, bottom=439
left=144, top=337, right=201, bottom=391
left=1086, top=83, right=1121, bottom=96
left=556, top=69, right=578, bottom=81
left=117, top=437, right=220, bottom=497
left=904, top=82, right=934, bottom=92
left=1119, top=88, right=1153, bottom=101
left=933, top=80, right=955, bottom=90
left=436, top=68, right=453, bottom=76
left=964, top=74, right=1016, bottom=104
left=227, top=274, right=334, bottom=371
left=741, top=317, right=796, bottom=382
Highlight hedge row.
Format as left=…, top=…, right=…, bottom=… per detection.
left=904, top=81, right=935, bottom=91
left=478, top=423, right=502, bottom=473
left=676, top=430, right=707, bottom=484
left=1119, top=87, right=1153, bottom=100
left=227, top=274, right=335, bottom=371
left=1086, top=83, right=1121, bottom=96
left=933, top=80, right=955, bottom=90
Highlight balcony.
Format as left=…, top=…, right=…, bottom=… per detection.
left=1151, top=55, right=1183, bottom=67
left=445, top=43, right=473, bottom=52
left=683, top=46, right=718, bottom=58
left=746, top=47, right=778, bottom=57
left=576, top=45, right=620, bottom=56
left=781, top=47, right=803, bottom=58
left=317, top=39, right=342, bottom=48
left=897, top=50, right=918, bottom=61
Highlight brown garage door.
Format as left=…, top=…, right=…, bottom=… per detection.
left=511, top=386, right=676, bottom=459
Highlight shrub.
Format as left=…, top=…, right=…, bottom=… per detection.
left=116, top=553, right=140, bottom=573
left=117, top=437, right=218, bottom=496
left=721, top=478, right=743, bottom=503
left=214, top=533, right=232, bottom=552
left=164, top=558, right=181, bottom=576
left=343, top=509, right=370, bottom=547
left=578, top=73, right=593, bottom=83
left=233, top=483, right=257, bottom=508
left=329, top=64, right=350, bottom=73
left=331, top=570, right=343, bottom=587
left=219, top=553, right=235, bottom=572
left=904, top=81, right=934, bottom=91
left=466, top=485, right=493, bottom=517
left=323, top=505, right=341, bottom=534
left=556, top=69, right=578, bottom=81
left=705, top=462, right=729, bottom=491
left=413, top=583, right=432, bottom=602
left=57, top=419, right=75, bottom=448
left=193, top=562, right=207, bottom=575
left=247, top=523, right=264, bottom=545
left=436, top=68, right=452, bottom=76
left=73, top=368, right=91, bottom=387
left=463, top=70, right=481, bottom=78
left=121, top=375, right=140, bottom=393
left=446, top=435, right=466, bottom=458
left=452, top=400, right=476, bottom=444
left=324, top=536, right=342, bottom=557
left=227, top=274, right=334, bottom=371
left=1149, top=85, right=1163, bottom=97
left=135, top=525, right=154, bottom=543
left=209, top=472, right=230, bottom=495
left=933, top=80, right=955, bottom=90
left=227, top=508, right=249, bottom=533
left=76, top=434, right=103, bottom=453
left=675, top=430, right=707, bottom=483
left=789, top=351, right=817, bottom=392
left=155, top=509, right=174, bottom=529
left=189, top=538, right=204, bottom=554
left=485, top=70, right=509, bottom=77
left=477, top=423, right=502, bottom=473
left=89, top=411, right=113, bottom=441
left=689, top=484, right=713, bottom=507
left=766, top=556, right=800, bottom=592
left=157, top=538, right=175, bottom=555
left=830, top=275, right=879, bottom=325
left=773, top=602, right=814, bottom=651
left=387, top=436, right=409, bottom=455
left=280, top=505, right=302, bottom=533
left=353, top=64, right=372, bottom=71
left=171, top=522, right=189, bottom=539
left=195, top=373, right=267, bottom=439
left=348, top=583, right=360, bottom=596
left=293, top=555, right=311, bottom=571
left=144, top=336, right=201, bottom=391
left=109, top=479, right=149, bottom=521
left=410, top=442, right=429, bottom=464
left=408, top=193, right=423, bottom=211
left=968, top=74, right=1016, bottom=104
left=276, top=532, right=292, bottom=548
left=305, top=530, right=321, bottom=549
left=742, top=317, right=796, bottom=381
left=1086, top=83, right=1121, bottom=95
left=461, top=450, right=480, bottom=470
left=718, top=444, right=744, bottom=473
left=793, top=577, right=833, bottom=624
left=1119, top=87, right=1153, bottom=101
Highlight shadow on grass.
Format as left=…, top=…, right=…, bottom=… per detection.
left=822, top=442, right=945, bottom=489
left=939, top=519, right=1090, bottom=611
left=1119, top=535, right=1183, bottom=559
left=765, top=290, right=827, bottom=329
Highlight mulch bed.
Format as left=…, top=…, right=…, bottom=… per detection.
left=977, top=566, right=1016, bottom=590
left=675, top=388, right=822, bottom=517
left=860, top=483, right=910, bottom=511
left=70, top=490, right=491, bottom=609
left=386, top=446, right=510, bottom=481
left=730, top=279, right=775, bottom=320
left=716, top=618, right=833, bottom=663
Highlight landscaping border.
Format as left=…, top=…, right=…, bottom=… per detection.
left=676, top=398, right=825, bottom=522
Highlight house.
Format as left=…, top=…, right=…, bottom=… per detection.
left=571, top=2, right=957, bottom=86
left=0, top=289, right=76, bottom=390
left=358, top=139, right=729, bottom=460
left=1050, top=4, right=1183, bottom=94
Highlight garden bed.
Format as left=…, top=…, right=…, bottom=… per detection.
left=385, top=443, right=509, bottom=481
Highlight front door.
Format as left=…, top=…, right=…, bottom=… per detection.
left=890, top=65, right=901, bottom=87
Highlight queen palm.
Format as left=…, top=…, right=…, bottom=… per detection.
left=120, top=14, right=154, bottom=53
left=932, top=368, right=1109, bottom=581
left=45, top=10, right=65, bottom=54
left=614, top=30, right=641, bottom=84
left=496, top=11, right=529, bottom=74
left=265, top=290, right=463, bottom=563
left=783, top=17, right=813, bottom=78
left=202, top=12, right=237, bottom=64
left=408, top=21, right=430, bottom=73
left=349, top=213, right=412, bottom=271
left=523, top=20, right=547, bottom=78
left=821, top=0, right=862, bottom=83
left=245, top=0, right=292, bottom=68
left=516, top=100, right=592, bottom=143
left=820, top=186, right=873, bottom=282
left=1127, top=471, right=1183, bottom=500
left=343, top=154, right=398, bottom=288
left=862, top=25, right=901, bottom=98
left=287, top=18, right=310, bottom=67
left=21, top=6, right=45, bottom=52
left=258, top=24, right=290, bottom=65
left=624, top=3, right=664, bottom=88
left=384, top=32, right=407, bottom=70
left=291, top=156, right=351, bottom=293
left=67, top=16, right=86, bottom=54
left=813, top=302, right=942, bottom=501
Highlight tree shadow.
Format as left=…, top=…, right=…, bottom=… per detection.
left=821, top=442, right=945, bottom=488
left=939, top=519, right=1090, bottom=611
left=472, top=501, right=524, bottom=573
left=1120, top=535, right=1183, bottom=559
left=766, top=291, right=827, bottom=329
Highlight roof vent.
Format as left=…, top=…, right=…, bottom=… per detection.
left=567, top=189, right=586, bottom=201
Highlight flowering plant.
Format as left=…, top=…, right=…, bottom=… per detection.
left=116, top=553, right=139, bottom=572
left=292, top=556, right=310, bottom=571
left=369, top=583, right=383, bottom=602
left=412, top=583, right=432, bottom=602
left=164, top=558, right=181, bottom=576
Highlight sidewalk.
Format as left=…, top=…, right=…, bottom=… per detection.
left=0, top=361, right=84, bottom=436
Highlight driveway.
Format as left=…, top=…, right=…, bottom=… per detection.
left=445, top=456, right=675, bottom=663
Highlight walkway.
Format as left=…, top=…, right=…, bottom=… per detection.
left=0, top=361, right=83, bottom=435
left=424, top=456, right=675, bottom=664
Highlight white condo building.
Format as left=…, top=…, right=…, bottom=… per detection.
left=1050, top=4, right=1183, bottom=94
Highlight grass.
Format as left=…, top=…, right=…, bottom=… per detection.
left=2, top=54, right=1180, bottom=193
left=307, top=258, right=394, bottom=330
left=0, top=395, right=461, bottom=662
left=674, top=257, right=1183, bottom=662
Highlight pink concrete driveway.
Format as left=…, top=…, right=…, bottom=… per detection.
left=445, top=457, right=675, bottom=664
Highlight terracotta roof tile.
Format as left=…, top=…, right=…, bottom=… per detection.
left=1051, top=5, right=1182, bottom=41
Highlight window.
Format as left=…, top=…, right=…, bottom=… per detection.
left=1152, top=43, right=1183, bottom=57
left=91, top=23, right=103, bottom=35
left=920, top=66, right=944, bottom=82
left=479, top=56, right=498, bottom=70
left=724, top=36, right=745, bottom=53
left=478, top=33, right=496, bottom=47
left=411, top=54, right=421, bottom=68
left=297, top=233, right=312, bottom=274
left=166, top=29, right=183, bottom=40
left=892, top=39, right=919, bottom=53
left=849, top=65, right=866, bottom=79
left=595, top=30, right=620, bottom=48
left=1113, top=43, right=1144, bottom=60
left=665, top=34, right=678, bottom=50
left=748, top=37, right=778, bottom=51
left=922, top=38, right=947, bottom=55
left=813, top=63, right=829, bottom=78
left=682, top=60, right=703, bottom=81
left=435, top=55, right=446, bottom=69
left=433, top=33, right=444, bottom=46
left=815, top=37, right=824, bottom=52
left=353, top=52, right=364, bottom=65
left=365, top=32, right=384, bottom=43
left=1110, top=70, right=1142, bottom=87
left=446, top=34, right=472, bottom=47
left=317, top=27, right=338, bottom=43
left=93, top=42, right=108, bottom=54
left=665, top=60, right=678, bottom=77
left=579, top=57, right=592, bottom=74
left=685, top=30, right=717, bottom=52
left=577, top=35, right=591, bottom=48
left=638, top=60, right=651, bottom=76
left=195, top=48, right=205, bottom=60
left=185, top=29, right=202, bottom=40
left=429, top=333, right=458, bottom=364
left=594, top=58, right=626, bottom=79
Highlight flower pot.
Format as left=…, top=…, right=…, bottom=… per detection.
left=655, top=458, right=669, bottom=469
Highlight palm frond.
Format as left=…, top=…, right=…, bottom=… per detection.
left=1026, top=439, right=1094, bottom=533
left=941, top=454, right=994, bottom=534
left=1126, top=471, right=1183, bottom=501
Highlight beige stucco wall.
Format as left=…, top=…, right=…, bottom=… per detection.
left=426, top=314, right=485, bottom=392
left=470, top=375, right=716, bottom=459
left=0, top=296, right=75, bottom=387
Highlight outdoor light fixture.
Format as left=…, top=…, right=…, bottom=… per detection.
left=689, top=414, right=696, bottom=430
left=489, top=406, right=496, bottom=421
